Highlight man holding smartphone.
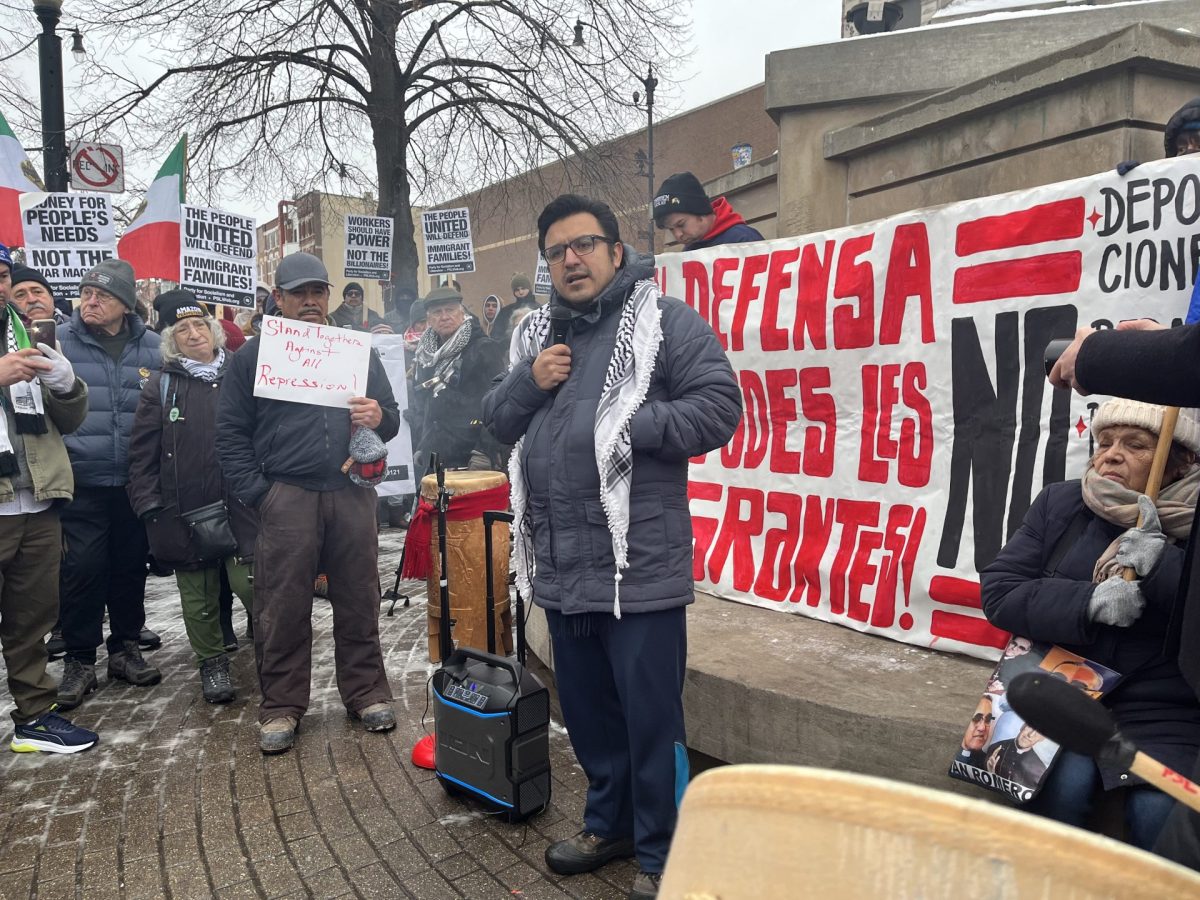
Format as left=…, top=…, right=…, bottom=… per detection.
left=0, top=247, right=98, bottom=754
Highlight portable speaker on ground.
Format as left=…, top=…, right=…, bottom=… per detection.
left=427, top=471, right=550, bottom=822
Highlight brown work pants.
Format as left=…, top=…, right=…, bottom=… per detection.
left=253, top=482, right=392, bottom=724
left=0, top=509, right=61, bottom=724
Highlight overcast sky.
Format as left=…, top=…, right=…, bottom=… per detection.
left=677, top=0, right=844, bottom=112
left=54, top=0, right=848, bottom=223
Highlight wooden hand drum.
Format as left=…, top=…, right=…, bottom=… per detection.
left=421, top=470, right=514, bottom=662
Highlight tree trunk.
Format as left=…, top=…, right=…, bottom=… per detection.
left=365, top=3, right=419, bottom=313
left=375, top=127, right=420, bottom=312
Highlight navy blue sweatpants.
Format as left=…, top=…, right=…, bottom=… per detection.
left=545, top=606, right=688, bottom=873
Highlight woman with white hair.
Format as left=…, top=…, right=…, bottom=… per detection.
left=127, top=292, right=257, bottom=704
left=982, top=398, right=1200, bottom=851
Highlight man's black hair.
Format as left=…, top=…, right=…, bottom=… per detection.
left=536, top=194, right=621, bottom=252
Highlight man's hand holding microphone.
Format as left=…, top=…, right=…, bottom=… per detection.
left=532, top=306, right=573, bottom=391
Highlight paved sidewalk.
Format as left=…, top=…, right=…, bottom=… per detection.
left=0, top=529, right=636, bottom=899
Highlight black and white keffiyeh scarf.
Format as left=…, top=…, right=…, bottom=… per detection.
left=179, top=348, right=226, bottom=382
left=414, top=320, right=472, bottom=397
left=507, top=279, right=663, bottom=617
left=0, top=306, right=46, bottom=475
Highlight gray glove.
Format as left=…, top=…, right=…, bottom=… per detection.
left=1115, top=495, right=1166, bottom=577
left=1087, top=577, right=1146, bottom=627
left=35, top=343, right=75, bottom=394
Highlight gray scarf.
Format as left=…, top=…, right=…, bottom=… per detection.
left=1081, top=464, right=1200, bottom=582
left=415, top=320, right=472, bottom=397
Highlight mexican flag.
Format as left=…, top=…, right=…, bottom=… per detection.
left=0, top=112, right=43, bottom=248
left=117, top=135, right=186, bottom=280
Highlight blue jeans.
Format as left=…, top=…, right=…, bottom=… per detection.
left=1025, top=749, right=1175, bottom=850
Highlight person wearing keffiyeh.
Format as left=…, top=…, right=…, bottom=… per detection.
left=409, top=286, right=505, bottom=474
left=0, top=249, right=99, bottom=756
left=482, top=194, right=741, bottom=900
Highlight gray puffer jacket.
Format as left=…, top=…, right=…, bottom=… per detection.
left=483, top=248, right=741, bottom=615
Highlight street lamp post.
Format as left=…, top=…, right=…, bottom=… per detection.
left=571, top=23, right=657, bottom=255
left=33, top=0, right=68, bottom=191
left=639, top=65, right=657, bottom=256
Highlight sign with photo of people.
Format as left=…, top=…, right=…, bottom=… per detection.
left=947, top=636, right=1119, bottom=802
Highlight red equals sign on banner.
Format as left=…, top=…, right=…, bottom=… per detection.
left=953, top=198, right=1085, bottom=304
left=927, top=575, right=1009, bottom=649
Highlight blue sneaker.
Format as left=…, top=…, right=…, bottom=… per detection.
left=11, top=708, right=98, bottom=754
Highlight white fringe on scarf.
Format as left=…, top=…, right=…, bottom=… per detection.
left=507, top=280, right=663, bottom=618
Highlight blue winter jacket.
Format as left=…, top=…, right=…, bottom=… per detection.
left=56, top=311, right=161, bottom=487
left=483, top=248, right=742, bottom=615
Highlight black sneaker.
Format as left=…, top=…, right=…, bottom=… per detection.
left=57, top=658, right=98, bottom=710
left=11, top=707, right=98, bottom=754
left=221, top=626, right=238, bottom=653
left=138, top=629, right=162, bottom=651
left=107, top=641, right=162, bottom=687
left=628, top=870, right=662, bottom=900
left=545, top=830, right=635, bottom=875
left=45, top=629, right=65, bottom=660
left=200, top=655, right=234, bottom=704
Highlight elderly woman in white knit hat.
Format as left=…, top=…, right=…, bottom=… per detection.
left=982, top=398, right=1200, bottom=853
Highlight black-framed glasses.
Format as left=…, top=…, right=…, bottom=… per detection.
left=970, top=713, right=995, bottom=724
left=544, top=234, right=614, bottom=265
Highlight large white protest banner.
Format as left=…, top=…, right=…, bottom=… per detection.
left=20, top=192, right=115, bottom=301
left=180, top=205, right=256, bottom=309
left=371, top=333, right=415, bottom=495
left=661, top=158, right=1197, bottom=660
left=253, top=315, right=372, bottom=409
left=345, top=214, right=393, bottom=280
left=422, top=208, right=475, bottom=275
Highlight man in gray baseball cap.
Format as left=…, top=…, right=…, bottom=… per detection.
left=216, top=251, right=400, bottom=754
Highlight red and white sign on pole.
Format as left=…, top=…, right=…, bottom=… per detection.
left=69, top=142, right=124, bottom=193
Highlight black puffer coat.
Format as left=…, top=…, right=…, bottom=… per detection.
left=981, top=480, right=1200, bottom=787
left=410, top=321, right=505, bottom=473
left=127, top=356, right=258, bottom=569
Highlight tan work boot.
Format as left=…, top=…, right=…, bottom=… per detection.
left=259, top=716, right=298, bottom=754
left=351, top=702, right=396, bottom=732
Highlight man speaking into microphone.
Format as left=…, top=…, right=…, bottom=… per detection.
left=484, top=194, right=740, bottom=900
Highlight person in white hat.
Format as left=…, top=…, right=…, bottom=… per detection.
left=980, top=398, right=1200, bottom=852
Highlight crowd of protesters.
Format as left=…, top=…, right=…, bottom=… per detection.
left=17, top=138, right=1200, bottom=898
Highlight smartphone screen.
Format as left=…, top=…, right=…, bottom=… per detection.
left=30, top=319, right=55, bottom=350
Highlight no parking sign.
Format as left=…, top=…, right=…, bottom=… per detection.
left=69, top=142, right=124, bottom=193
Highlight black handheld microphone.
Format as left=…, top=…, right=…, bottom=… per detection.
left=1008, top=672, right=1200, bottom=813
left=549, top=306, right=571, bottom=347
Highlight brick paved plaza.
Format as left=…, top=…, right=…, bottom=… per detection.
left=0, top=530, right=636, bottom=899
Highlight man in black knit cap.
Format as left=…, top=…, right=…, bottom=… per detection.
left=652, top=171, right=763, bottom=252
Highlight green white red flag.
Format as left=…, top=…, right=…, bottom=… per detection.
left=117, top=135, right=186, bottom=280
left=0, top=111, right=44, bottom=248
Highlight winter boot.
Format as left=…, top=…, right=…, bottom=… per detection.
left=199, top=655, right=234, bottom=704
left=56, top=659, right=98, bottom=710
left=107, top=641, right=162, bottom=687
